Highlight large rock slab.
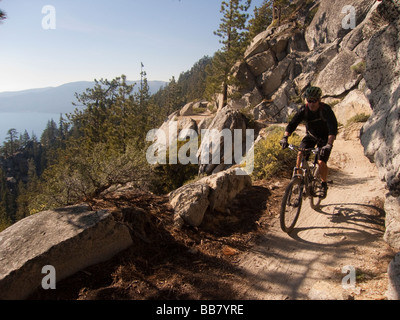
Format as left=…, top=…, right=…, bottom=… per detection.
left=260, top=56, right=293, bottom=97
left=200, top=168, right=252, bottom=213
left=305, top=0, right=375, bottom=50
left=169, top=183, right=210, bottom=228
left=314, top=48, right=362, bottom=97
left=170, top=168, right=252, bottom=228
left=197, top=106, right=248, bottom=176
left=0, top=205, right=133, bottom=300
left=246, top=49, right=276, bottom=77
left=333, top=89, right=371, bottom=125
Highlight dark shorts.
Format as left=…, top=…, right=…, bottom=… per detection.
left=299, top=135, right=331, bottom=163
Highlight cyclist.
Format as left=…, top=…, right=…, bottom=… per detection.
left=280, top=86, right=338, bottom=199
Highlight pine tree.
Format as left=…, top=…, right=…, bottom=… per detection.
left=107, top=75, right=138, bottom=152
left=4, top=128, right=19, bottom=156
left=58, top=114, right=69, bottom=147
left=20, top=130, right=31, bottom=147
left=136, top=64, right=151, bottom=143
left=206, top=0, right=252, bottom=108
left=272, top=0, right=291, bottom=26
left=248, top=0, right=273, bottom=38
left=40, top=119, right=58, bottom=148
left=166, top=76, right=181, bottom=116
left=70, top=76, right=123, bottom=149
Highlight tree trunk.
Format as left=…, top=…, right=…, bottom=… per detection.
left=222, top=82, right=228, bottom=109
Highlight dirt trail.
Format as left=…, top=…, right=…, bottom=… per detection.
left=235, top=132, right=394, bottom=300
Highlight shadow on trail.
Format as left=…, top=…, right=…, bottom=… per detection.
left=239, top=200, right=386, bottom=300
left=289, top=201, right=385, bottom=246
left=289, top=225, right=375, bottom=248
left=319, top=201, right=384, bottom=230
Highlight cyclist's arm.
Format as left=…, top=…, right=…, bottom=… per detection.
left=324, top=106, right=339, bottom=140
left=327, top=135, right=336, bottom=145
left=285, top=106, right=306, bottom=137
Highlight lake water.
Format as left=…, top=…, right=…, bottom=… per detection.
left=0, top=112, right=63, bottom=144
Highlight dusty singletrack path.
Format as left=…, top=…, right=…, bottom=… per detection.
left=235, top=132, right=393, bottom=300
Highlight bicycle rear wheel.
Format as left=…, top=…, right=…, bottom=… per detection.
left=280, top=177, right=303, bottom=233
left=310, top=165, right=322, bottom=210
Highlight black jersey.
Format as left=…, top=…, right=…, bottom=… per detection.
left=286, top=103, right=338, bottom=140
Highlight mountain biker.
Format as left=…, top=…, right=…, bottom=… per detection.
left=280, top=86, right=338, bottom=199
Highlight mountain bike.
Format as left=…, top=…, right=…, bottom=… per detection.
left=280, top=144, right=324, bottom=233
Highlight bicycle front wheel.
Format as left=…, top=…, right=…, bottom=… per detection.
left=280, top=177, right=303, bottom=233
left=310, top=166, right=322, bottom=210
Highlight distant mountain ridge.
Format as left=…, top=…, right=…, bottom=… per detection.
left=0, top=80, right=167, bottom=114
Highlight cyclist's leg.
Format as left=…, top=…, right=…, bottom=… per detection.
left=296, top=151, right=303, bottom=169
left=318, top=160, right=328, bottom=182
left=318, top=141, right=332, bottom=182
left=318, top=143, right=332, bottom=198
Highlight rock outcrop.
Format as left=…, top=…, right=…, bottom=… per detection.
left=170, top=168, right=252, bottom=228
left=332, top=89, right=372, bottom=126
left=197, top=106, right=249, bottom=176
left=170, top=183, right=211, bottom=228
left=0, top=205, right=133, bottom=300
left=230, top=0, right=382, bottom=124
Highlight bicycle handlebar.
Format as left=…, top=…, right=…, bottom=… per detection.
left=288, top=144, right=319, bottom=154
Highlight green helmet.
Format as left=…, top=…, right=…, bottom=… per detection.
left=305, top=86, right=322, bottom=100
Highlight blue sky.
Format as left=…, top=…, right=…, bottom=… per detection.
left=0, top=0, right=263, bottom=93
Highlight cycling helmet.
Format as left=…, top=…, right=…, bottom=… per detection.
left=304, top=86, right=322, bottom=100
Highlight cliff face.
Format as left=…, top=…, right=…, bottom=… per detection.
left=360, top=0, right=400, bottom=249
left=230, top=0, right=377, bottom=120
left=225, top=0, right=400, bottom=249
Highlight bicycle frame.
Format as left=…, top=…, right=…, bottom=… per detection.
left=288, top=144, right=320, bottom=199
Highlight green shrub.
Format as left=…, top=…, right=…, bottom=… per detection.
left=351, top=61, right=366, bottom=74
left=251, top=127, right=301, bottom=181
left=346, top=113, right=370, bottom=126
